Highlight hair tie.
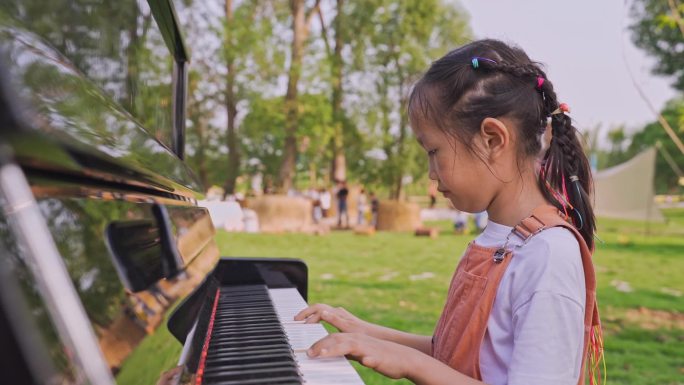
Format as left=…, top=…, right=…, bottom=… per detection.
left=551, top=102, right=570, bottom=115
left=536, top=76, right=545, bottom=90
left=471, top=56, right=497, bottom=69
left=569, top=175, right=579, bottom=182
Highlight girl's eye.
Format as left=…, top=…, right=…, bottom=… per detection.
left=428, top=149, right=438, bottom=156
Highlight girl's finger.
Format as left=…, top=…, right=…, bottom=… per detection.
left=320, top=310, right=339, bottom=325
left=309, top=336, right=354, bottom=358
left=294, top=303, right=328, bottom=321
left=303, top=313, right=322, bottom=323
left=360, top=355, right=380, bottom=369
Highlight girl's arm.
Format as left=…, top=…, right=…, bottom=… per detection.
left=366, top=323, right=433, bottom=355
left=294, top=304, right=433, bottom=354
left=307, top=332, right=484, bottom=385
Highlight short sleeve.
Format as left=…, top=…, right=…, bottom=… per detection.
left=507, top=290, right=585, bottom=385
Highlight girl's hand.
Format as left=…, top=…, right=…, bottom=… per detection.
left=294, top=304, right=371, bottom=334
left=307, top=333, right=418, bottom=380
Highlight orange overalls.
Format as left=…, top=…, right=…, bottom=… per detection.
left=432, top=205, right=600, bottom=384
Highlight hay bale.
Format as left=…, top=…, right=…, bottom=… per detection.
left=353, top=225, right=376, bottom=236
left=376, top=200, right=421, bottom=232
left=415, top=227, right=439, bottom=239
left=247, top=195, right=312, bottom=233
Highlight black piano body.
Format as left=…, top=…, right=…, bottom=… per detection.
left=0, top=1, right=332, bottom=384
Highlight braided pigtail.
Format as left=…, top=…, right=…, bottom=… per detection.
left=537, top=80, right=596, bottom=250
left=539, top=75, right=603, bottom=385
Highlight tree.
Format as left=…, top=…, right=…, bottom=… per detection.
left=316, top=0, right=351, bottom=183
left=224, top=0, right=240, bottom=195
left=351, top=0, right=470, bottom=199
left=606, top=125, right=629, bottom=166
left=177, top=0, right=283, bottom=192
left=630, top=0, right=684, bottom=91
left=277, top=0, right=321, bottom=192
left=241, top=94, right=333, bottom=188
left=626, top=99, right=684, bottom=193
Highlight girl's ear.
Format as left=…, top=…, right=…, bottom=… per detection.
left=478, top=117, right=511, bottom=160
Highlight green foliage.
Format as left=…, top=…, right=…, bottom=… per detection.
left=174, top=0, right=471, bottom=196
left=240, top=93, right=334, bottom=187
left=3, top=0, right=175, bottom=148
left=178, top=0, right=286, bottom=190
left=626, top=99, right=684, bottom=193
left=344, top=0, right=470, bottom=198
left=630, top=0, right=684, bottom=91
left=591, top=98, right=683, bottom=194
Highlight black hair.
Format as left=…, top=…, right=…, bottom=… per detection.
left=408, top=39, right=595, bottom=248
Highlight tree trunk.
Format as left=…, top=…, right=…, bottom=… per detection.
left=278, top=0, right=306, bottom=192
left=124, top=6, right=140, bottom=118
left=392, top=55, right=408, bottom=200
left=278, top=0, right=320, bottom=192
left=224, top=0, right=240, bottom=196
left=330, top=0, right=346, bottom=183
left=196, top=118, right=210, bottom=189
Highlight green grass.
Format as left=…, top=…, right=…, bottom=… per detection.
left=116, top=305, right=183, bottom=385
left=117, top=208, right=684, bottom=384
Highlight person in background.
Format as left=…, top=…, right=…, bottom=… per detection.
left=428, top=180, right=438, bottom=208
left=473, top=211, right=488, bottom=232
left=357, top=188, right=368, bottom=225
left=309, top=187, right=322, bottom=223
left=370, top=191, right=379, bottom=228
left=319, top=187, right=332, bottom=218
left=336, top=180, right=349, bottom=228
left=453, top=210, right=468, bottom=234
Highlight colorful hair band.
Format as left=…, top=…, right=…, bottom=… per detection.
left=536, top=76, right=545, bottom=90
left=551, top=102, right=570, bottom=115
left=471, top=56, right=497, bottom=69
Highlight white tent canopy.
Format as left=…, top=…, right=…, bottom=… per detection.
left=593, top=147, right=664, bottom=222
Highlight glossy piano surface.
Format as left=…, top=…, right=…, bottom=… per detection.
left=0, top=0, right=224, bottom=384
left=0, top=0, right=200, bottom=199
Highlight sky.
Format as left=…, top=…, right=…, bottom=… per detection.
left=458, top=0, right=678, bottom=139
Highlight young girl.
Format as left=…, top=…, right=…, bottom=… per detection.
left=295, top=39, right=603, bottom=385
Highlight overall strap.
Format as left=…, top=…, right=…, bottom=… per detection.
left=512, top=212, right=548, bottom=241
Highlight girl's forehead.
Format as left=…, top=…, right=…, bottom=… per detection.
left=412, top=118, right=442, bottom=138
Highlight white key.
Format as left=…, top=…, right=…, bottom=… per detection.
left=269, top=288, right=365, bottom=385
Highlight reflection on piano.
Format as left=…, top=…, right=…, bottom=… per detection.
left=167, top=258, right=365, bottom=385
left=0, top=0, right=369, bottom=382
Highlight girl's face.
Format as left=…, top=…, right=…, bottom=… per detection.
left=413, top=120, right=498, bottom=214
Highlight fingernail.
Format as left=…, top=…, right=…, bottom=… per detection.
left=322, top=310, right=329, bottom=318
left=320, top=348, right=328, bottom=355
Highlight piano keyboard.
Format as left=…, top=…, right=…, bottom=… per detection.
left=269, top=288, right=365, bottom=385
left=193, top=285, right=364, bottom=385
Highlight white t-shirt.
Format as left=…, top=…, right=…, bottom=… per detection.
left=473, top=220, right=586, bottom=385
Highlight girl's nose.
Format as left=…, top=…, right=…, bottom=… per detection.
left=428, top=165, right=438, bottom=181
left=427, top=157, right=439, bottom=181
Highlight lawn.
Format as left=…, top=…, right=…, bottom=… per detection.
left=117, top=208, right=684, bottom=385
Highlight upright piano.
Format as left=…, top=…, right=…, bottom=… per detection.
left=164, top=258, right=364, bottom=385
left=0, top=0, right=365, bottom=384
